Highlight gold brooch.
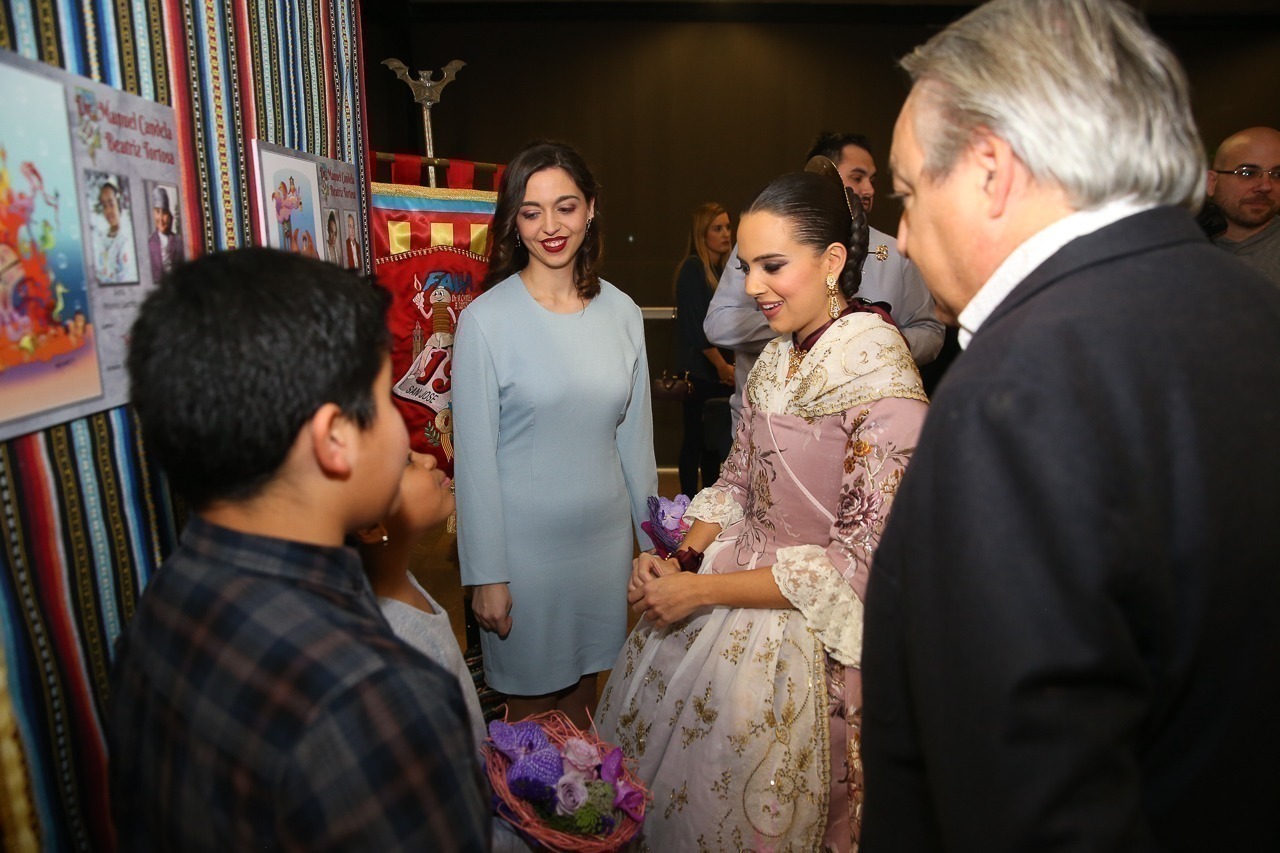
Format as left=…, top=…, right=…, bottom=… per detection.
left=787, top=347, right=806, bottom=379
left=874, top=244, right=889, bottom=262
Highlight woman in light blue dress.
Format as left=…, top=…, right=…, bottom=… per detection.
left=452, top=141, right=658, bottom=729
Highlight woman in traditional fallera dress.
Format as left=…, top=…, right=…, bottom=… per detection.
left=596, top=160, right=929, bottom=852
left=453, top=140, right=658, bottom=730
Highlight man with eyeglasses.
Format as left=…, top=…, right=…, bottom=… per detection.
left=1207, top=126, right=1280, bottom=286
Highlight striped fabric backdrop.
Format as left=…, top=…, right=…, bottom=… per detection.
left=0, top=3, right=369, bottom=850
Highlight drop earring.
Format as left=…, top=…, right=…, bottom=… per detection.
left=586, top=217, right=594, bottom=233
left=515, top=232, right=522, bottom=247
left=826, top=274, right=841, bottom=319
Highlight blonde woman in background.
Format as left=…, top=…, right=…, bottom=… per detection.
left=674, top=202, right=735, bottom=497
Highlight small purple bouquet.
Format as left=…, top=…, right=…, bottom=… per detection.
left=641, top=494, right=692, bottom=558
left=484, top=712, right=648, bottom=851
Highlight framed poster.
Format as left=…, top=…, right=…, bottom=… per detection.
left=0, top=49, right=182, bottom=441
left=251, top=140, right=363, bottom=272
left=0, top=58, right=102, bottom=427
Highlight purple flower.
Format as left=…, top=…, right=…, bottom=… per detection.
left=488, top=720, right=563, bottom=804
left=600, top=747, right=624, bottom=785
left=555, top=773, right=590, bottom=816
left=657, top=495, right=691, bottom=532
left=644, top=495, right=692, bottom=557
left=613, top=779, right=645, bottom=822
left=488, top=719, right=549, bottom=762
left=562, top=737, right=601, bottom=775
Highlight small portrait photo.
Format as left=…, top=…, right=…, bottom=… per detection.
left=342, top=210, right=362, bottom=272
left=85, top=170, right=139, bottom=286
left=322, top=208, right=341, bottom=265
left=144, top=180, right=185, bottom=284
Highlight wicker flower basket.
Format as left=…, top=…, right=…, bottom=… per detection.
left=483, top=710, right=649, bottom=852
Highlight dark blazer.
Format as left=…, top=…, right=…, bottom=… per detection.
left=675, top=255, right=731, bottom=384
left=862, top=206, right=1280, bottom=853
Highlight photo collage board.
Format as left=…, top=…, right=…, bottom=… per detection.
left=251, top=140, right=363, bottom=274
left=0, top=50, right=183, bottom=442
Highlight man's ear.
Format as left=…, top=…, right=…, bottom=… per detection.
left=308, top=402, right=355, bottom=479
left=1205, top=169, right=1218, bottom=198
left=969, top=128, right=1018, bottom=219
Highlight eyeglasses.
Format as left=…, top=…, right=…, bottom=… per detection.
left=1211, top=165, right=1280, bottom=181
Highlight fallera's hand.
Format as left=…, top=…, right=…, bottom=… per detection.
left=629, top=572, right=705, bottom=628
left=629, top=552, right=678, bottom=596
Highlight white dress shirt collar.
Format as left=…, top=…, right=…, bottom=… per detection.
left=957, top=197, right=1154, bottom=349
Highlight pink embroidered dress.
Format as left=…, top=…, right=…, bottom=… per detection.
left=597, top=311, right=928, bottom=852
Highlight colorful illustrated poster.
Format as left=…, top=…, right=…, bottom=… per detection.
left=0, top=50, right=182, bottom=441
left=0, top=59, right=100, bottom=428
left=252, top=140, right=362, bottom=273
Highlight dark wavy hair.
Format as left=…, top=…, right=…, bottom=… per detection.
left=742, top=158, right=870, bottom=300
left=127, top=247, right=391, bottom=508
left=805, top=131, right=873, bottom=164
left=482, top=140, right=602, bottom=299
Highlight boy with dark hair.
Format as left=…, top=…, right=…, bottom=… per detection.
left=109, top=248, right=488, bottom=851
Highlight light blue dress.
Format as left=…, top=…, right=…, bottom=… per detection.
left=452, top=274, right=658, bottom=696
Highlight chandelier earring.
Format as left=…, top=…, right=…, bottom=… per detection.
left=826, top=273, right=841, bottom=319
left=586, top=216, right=594, bottom=233
left=515, top=232, right=522, bottom=247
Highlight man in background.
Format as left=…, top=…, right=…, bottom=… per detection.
left=862, top=1, right=1280, bottom=850
left=1206, top=126, right=1280, bottom=286
left=704, top=132, right=943, bottom=431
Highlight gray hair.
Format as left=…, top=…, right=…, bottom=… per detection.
left=900, top=0, right=1204, bottom=209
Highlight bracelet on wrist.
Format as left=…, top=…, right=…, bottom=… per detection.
left=673, top=547, right=704, bottom=573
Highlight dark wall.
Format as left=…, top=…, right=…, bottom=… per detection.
left=363, top=2, right=971, bottom=305
left=362, top=1, right=1280, bottom=463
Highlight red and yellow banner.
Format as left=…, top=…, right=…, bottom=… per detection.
left=370, top=182, right=497, bottom=477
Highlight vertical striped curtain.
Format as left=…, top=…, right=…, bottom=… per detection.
left=0, top=3, right=368, bottom=850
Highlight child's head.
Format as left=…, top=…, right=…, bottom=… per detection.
left=128, top=247, right=405, bottom=520
left=360, top=450, right=455, bottom=550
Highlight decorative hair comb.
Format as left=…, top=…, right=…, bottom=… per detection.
left=803, top=155, right=857, bottom=225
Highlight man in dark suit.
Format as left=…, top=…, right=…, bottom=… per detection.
left=861, top=1, right=1280, bottom=851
